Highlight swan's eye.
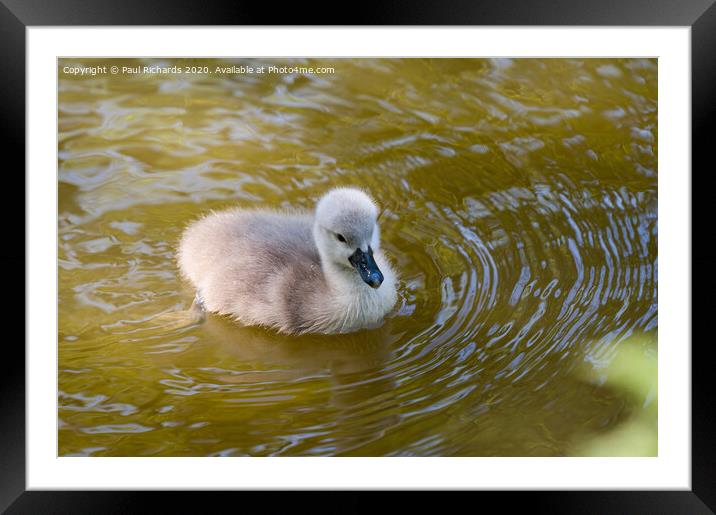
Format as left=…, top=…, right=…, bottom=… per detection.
left=336, top=233, right=346, bottom=243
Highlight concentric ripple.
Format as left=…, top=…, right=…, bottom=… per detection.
left=59, top=57, right=657, bottom=456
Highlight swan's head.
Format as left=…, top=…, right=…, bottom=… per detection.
left=313, top=187, right=384, bottom=289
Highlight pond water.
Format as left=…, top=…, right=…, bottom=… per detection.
left=58, top=58, right=657, bottom=457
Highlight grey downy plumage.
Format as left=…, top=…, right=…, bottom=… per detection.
left=177, top=187, right=398, bottom=334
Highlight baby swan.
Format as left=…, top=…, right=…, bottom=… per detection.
left=177, top=188, right=398, bottom=335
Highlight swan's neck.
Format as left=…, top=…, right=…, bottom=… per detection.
left=322, top=260, right=368, bottom=297
left=312, top=226, right=397, bottom=332
left=319, top=255, right=396, bottom=331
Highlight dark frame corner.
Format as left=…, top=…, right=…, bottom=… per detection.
left=4, top=0, right=713, bottom=512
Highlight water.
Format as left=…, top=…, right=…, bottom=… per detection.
left=58, top=58, right=657, bottom=456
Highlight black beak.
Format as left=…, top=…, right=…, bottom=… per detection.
left=348, top=246, right=384, bottom=289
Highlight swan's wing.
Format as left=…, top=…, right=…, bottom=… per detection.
left=178, top=208, right=322, bottom=321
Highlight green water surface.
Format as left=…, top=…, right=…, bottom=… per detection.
left=58, top=58, right=657, bottom=456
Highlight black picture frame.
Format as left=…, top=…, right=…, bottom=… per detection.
left=4, top=0, right=712, bottom=512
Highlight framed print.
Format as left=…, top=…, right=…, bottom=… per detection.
left=5, top=0, right=713, bottom=512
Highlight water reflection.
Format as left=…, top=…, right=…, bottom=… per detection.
left=59, top=58, right=657, bottom=456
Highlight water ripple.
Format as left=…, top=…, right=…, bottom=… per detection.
left=59, top=57, right=657, bottom=457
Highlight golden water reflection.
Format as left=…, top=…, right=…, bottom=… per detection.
left=59, top=58, right=657, bottom=456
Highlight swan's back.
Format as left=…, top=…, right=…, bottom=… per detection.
left=177, top=208, right=326, bottom=332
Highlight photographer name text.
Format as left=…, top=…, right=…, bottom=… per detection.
left=61, top=65, right=335, bottom=76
